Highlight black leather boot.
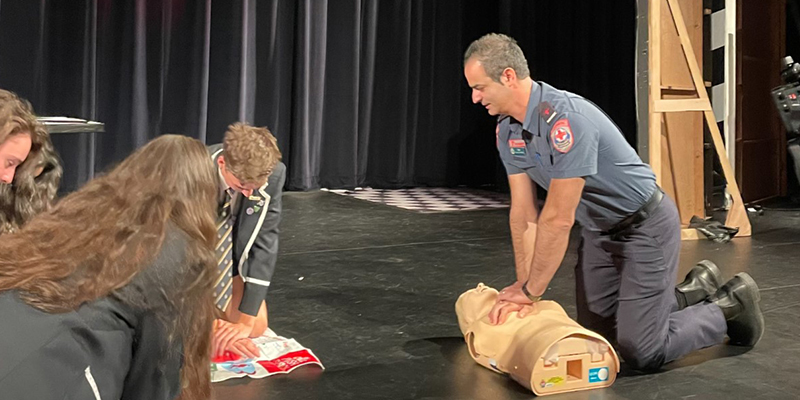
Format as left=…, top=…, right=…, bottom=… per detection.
left=709, top=273, right=765, bottom=347
left=675, top=260, right=723, bottom=310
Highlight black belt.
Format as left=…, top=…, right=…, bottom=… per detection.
left=604, top=187, right=664, bottom=238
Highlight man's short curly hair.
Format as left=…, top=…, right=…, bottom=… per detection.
left=222, top=123, right=281, bottom=185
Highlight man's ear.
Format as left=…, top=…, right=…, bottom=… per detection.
left=217, top=155, right=225, bottom=169
left=501, top=68, right=517, bottom=86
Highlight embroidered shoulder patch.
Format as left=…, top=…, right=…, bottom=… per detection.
left=550, top=119, right=574, bottom=153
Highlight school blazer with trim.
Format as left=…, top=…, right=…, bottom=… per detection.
left=209, top=144, right=285, bottom=316
left=0, top=229, right=193, bottom=400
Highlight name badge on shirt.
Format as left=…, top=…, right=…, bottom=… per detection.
left=508, top=139, right=527, bottom=156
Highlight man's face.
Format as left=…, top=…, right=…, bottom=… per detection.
left=218, top=156, right=264, bottom=198
left=464, top=58, right=512, bottom=116
left=0, top=133, right=32, bottom=184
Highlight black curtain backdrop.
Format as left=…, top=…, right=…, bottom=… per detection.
left=0, top=0, right=636, bottom=191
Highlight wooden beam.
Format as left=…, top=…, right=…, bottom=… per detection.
left=662, top=86, right=702, bottom=96
left=704, top=109, right=752, bottom=236
left=649, top=0, right=663, bottom=184
left=667, top=0, right=751, bottom=237
left=667, top=0, right=708, bottom=101
left=661, top=85, right=697, bottom=91
left=681, top=228, right=702, bottom=240
left=654, top=99, right=712, bottom=112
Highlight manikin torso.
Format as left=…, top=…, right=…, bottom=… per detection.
left=455, top=284, right=620, bottom=395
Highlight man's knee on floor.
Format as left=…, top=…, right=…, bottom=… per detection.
left=617, top=341, right=666, bottom=371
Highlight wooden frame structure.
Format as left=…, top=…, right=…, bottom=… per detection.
left=648, top=0, right=751, bottom=239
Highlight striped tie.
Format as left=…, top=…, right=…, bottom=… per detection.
left=213, top=189, right=234, bottom=311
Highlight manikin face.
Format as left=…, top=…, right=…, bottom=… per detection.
left=464, top=57, right=514, bottom=117
left=217, top=156, right=262, bottom=198
left=0, top=132, right=32, bottom=184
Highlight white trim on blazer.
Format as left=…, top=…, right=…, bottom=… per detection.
left=210, top=148, right=272, bottom=287
left=239, top=185, right=270, bottom=286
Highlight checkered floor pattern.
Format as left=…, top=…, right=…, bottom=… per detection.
left=323, top=187, right=510, bottom=213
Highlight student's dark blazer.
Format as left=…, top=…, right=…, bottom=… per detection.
left=0, top=228, right=195, bottom=400
left=209, top=144, right=285, bottom=316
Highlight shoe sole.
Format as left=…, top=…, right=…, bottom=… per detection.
left=736, top=272, right=762, bottom=303
left=730, top=272, right=765, bottom=346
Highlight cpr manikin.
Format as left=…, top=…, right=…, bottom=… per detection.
left=455, top=223, right=619, bottom=395
left=455, top=285, right=620, bottom=395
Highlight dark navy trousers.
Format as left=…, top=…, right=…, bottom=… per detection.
left=575, top=194, right=728, bottom=370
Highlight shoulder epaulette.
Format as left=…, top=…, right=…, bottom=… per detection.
left=538, top=102, right=559, bottom=126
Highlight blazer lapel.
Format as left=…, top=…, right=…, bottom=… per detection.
left=233, top=183, right=271, bottom=267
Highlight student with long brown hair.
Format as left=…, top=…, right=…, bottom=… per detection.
left=0, top=87, right=57, bottom=235
left=0, top=89, right=43, bottom=185
left=0, top=134, right=218, bottom=400
left=0, top=123, right=62, bottom=234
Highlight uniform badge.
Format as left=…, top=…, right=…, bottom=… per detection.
left=257, top=199, right=265, bottom=207
left=248, top=195, right=262, bottom=201
left=550, top=119, right=574, bottom=153
left=246, top=207, right=255, bottom=215
left=508, top=139, right=527, bottom=156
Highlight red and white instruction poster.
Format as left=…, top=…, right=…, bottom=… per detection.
left=211, top=329, right=324, bottom=383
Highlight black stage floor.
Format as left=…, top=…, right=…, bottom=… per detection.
left=213, top=191, right=800, bottom=400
